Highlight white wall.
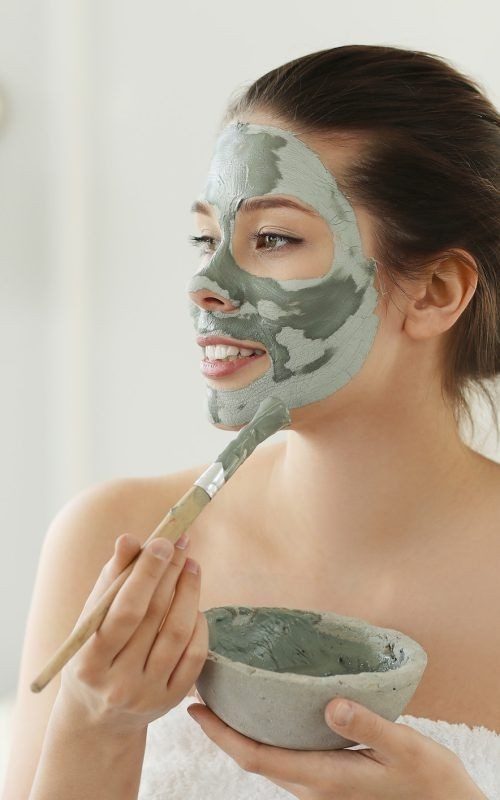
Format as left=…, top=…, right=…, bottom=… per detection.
left=1, top=2, right=53, bottom=696
left=1, top=0, right=499, bottom=697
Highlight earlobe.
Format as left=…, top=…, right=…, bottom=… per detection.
left=403, top=251, right=478, bottom=341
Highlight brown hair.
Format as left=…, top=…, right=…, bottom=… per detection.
left=221, top=44, right=500, bottom=439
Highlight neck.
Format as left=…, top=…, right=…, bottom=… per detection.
left=263, top=380, right=486, bottom=569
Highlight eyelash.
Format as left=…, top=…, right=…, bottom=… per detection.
left=188, top=232, right=303, bottom=255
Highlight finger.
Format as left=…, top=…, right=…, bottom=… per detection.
left=325, top=698, right=422, bottom=764
left=111, top=536, right=191, bottom=669
left=186, top=703, right=363, bottom=788
left=144, top=557, right=202, bottom=680
left=166, top=611, right=209, bottom=704
left=77, top=534, right=142, bottom=622
left=92, top=537, right=175, bottom=665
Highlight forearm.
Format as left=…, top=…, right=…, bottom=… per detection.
left=29, top=693, right=148, bottom=800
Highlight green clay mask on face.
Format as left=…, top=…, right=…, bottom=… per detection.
left=187, top=122, right=380, bottom=427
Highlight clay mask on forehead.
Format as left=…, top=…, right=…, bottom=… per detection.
left=187, top=121, right=380, bottom=427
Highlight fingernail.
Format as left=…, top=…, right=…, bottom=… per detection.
left=184, top=557, right=199, bottom=574
left=149, top=539, right=173, bottom=559
left=175, top=533, right=190, bottom=549
left=330, top=701, right=354, bottom=726
left=187, top=707, right=200, bottom=723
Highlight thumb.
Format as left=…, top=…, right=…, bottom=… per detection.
left=325, top=698, right=398, bottom=759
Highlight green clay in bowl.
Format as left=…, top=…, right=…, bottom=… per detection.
left=195, top=606, right=427, bottom=750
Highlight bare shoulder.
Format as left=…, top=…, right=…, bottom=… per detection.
left=474, top=450, right=500, bottom=543
left=2, top=466, right=209, bottom=800
left=412, top=450, right=500, bottom=728
left=36, top=466, right=213, bottom=585
left=88, top=464, right=213, bottom=543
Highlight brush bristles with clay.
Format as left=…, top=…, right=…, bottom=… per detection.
left=30, top=396, right=291, bottom=693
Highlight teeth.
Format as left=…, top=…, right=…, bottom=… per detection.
left=215, top=344, right=237, bottom=359
left=202, top=344, right=265, bottom=361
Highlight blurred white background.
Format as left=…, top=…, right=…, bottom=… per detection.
left=1, top=0, right=499, bottom=774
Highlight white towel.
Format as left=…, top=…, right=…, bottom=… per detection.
left=137, top=696, right=500, bottom=800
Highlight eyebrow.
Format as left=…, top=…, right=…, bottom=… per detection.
left=190, top=196, right=319, bottom=217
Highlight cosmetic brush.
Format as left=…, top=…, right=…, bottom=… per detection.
left=30, top=396, right=291, bottom=693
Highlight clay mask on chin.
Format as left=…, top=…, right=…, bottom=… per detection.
left=187, top=122, right=380, bottom=427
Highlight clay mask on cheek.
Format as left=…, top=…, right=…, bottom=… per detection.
left=187, top=122, right=380, bottom=427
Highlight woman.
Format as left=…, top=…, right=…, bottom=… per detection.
left=3, top=44, right=500, bottom=800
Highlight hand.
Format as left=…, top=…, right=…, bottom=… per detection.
left=58, top=532, right=208, bottom=735
left=187, top=697, right=486, bottom=799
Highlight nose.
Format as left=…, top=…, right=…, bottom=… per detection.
left=188, top=288, right=239, bottom=313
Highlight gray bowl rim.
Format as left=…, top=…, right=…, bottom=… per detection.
left=203, top=604, right=428, bottom=687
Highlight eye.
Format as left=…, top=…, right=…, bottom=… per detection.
left=188, top=231, right=304, bottom=257
left=188, top=235, right=220, bottom=255
left=251, top=232, right=303, bottom=252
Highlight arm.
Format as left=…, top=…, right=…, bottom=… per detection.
left=2, top=479, right=135, bottom=800
left=26, top=530, right=206, bottom=800
left=2, top=471, right=204, bottom=800
left=29, top=690, right=148, bottom=800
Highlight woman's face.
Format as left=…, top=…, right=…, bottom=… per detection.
left=187, top=112, right=386, bottom=429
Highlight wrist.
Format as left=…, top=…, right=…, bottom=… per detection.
left=30, top=687, right=148, bottom=800
left=52, top=686, right=148, bottom=743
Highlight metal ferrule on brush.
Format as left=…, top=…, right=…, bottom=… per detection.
left=194, top=462, right=226, bottom=498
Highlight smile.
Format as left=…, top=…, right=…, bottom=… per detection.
left=196, top=336, right=268, bottom=378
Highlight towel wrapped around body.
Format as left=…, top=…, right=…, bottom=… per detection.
left=137, top=696, right=500, bottom=800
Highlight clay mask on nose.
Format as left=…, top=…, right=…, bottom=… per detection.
left=187, top=122, right=380, bottom=427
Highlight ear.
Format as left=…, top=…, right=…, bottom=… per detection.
left=403, top=249, right=478, bottom=341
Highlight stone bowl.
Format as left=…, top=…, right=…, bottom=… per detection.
left=195, top=605, right=427, bottom=750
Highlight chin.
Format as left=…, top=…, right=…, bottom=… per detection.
left=210, top=420, right=246, bottom=432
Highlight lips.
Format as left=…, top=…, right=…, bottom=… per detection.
left=200, top=354, right=266, bottom=377
left=196, top=334, right=268, bottom=378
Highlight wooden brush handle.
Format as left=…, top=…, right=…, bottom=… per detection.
left=30, top=484, right=211, bottom=693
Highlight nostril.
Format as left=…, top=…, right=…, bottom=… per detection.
left=188, top=288, right=239, bottom=313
